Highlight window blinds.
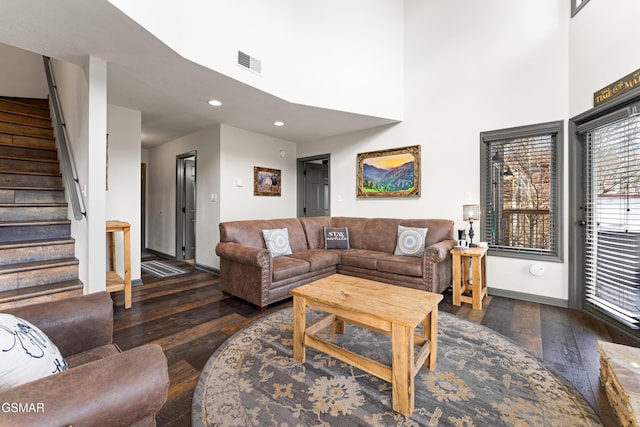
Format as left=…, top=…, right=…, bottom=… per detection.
left=583, top=114, right=640, bottom=329
left=483, top=134, right=557, bottom=255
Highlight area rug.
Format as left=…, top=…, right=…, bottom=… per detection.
left=192, top=308, right=602, bottom=426
left=140, top=260, right=190, bottom=278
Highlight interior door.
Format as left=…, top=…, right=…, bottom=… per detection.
left=184, top=158, right=196, bottom=260
left=176, top=152, right=196, bottom=262
left=304, top=161, right=329, bottom=217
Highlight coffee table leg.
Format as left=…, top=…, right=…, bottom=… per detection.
left=391, top=323, right=414, bottom=417
left=427, top=308, right=438, bottom=371
left=292, top=295, right=306, bottom=363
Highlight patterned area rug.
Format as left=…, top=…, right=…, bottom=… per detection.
left=140, top=260, right=190, bottom=278
left=192, top=308, right=602, bottom=426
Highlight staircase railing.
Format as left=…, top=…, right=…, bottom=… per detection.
left=43, top=56, right=86, bottom=220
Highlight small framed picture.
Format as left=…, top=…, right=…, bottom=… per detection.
left=254, top=166, right=281, bottom=196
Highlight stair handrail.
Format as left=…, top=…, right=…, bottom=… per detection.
left=42, top=56, right=86, bottom=220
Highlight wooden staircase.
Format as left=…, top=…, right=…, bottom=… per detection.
left=0, top=96, right=83, bottom=310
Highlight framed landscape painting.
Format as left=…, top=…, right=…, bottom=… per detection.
left=254, top=166, right=281, bottom=196
left=356, top=145, right=420, bottom=198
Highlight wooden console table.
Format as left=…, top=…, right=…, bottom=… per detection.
left=290, top=274, right=442, bottom=417
left=451, top=246, right=488, bottom=310
left=106, top=220, right=131, bottom=309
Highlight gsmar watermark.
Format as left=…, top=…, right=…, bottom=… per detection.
left=2, top=402, right=45, bottom=413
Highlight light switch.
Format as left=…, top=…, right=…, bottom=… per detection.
left=236, top=179, right=244, bottom=187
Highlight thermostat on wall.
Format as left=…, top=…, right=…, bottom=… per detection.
left=529, top=264, right=545, bottom=277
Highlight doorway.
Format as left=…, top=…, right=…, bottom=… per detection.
left=570, top=96, right=640, bottom=336
left=297, top=154, right=330, bottom=217
left=176, top=152, right=196, bottom=263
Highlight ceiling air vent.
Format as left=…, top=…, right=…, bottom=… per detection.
left=237, top=50, right=262, bottom=75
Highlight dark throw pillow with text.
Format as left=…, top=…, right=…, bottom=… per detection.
left=324, top=226, right=350, bottom=249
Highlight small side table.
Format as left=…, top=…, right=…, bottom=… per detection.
left=451, top=246, right=488, bottom=310
left=106, top=220, right=132, bottom=309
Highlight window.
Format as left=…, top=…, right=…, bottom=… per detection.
left=480, top=121, right=563, bottom=261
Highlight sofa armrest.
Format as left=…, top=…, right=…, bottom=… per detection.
left=424, top=239, right=456, bottom=263
left=0, top=344, right=169, bottom=427
left=216, top=242, right=271, bottom=268
left=5, top=292, right=113, bottom=357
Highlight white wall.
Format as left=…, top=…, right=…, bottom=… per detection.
left=0, top=42, right=47, bottom=98
left=53, top=57, right=108, bottom=294
left=299, top=0, right=571, bottom=303
left=569, top=0, right=640, bottom=116
left=145, top=123, right=296, bottom=270
left=219, top=124, right=298, bottom=223
left=107, top=104, right=142, bottom=282
left=146, top=126, right=220, bottom=269
left=107, top=0, right=403, bottom=120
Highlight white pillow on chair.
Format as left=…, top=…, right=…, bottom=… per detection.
left=0, top=313, right=68, bottom=391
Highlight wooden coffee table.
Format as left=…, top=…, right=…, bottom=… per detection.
left=290, top=274, right=443, bottom=417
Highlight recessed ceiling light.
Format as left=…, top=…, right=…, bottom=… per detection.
left=274, top=121, right=284, bottom=127
left=208, top=99, right=222, bottom=107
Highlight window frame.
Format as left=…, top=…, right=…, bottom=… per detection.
left=479, top=121, right=564, bottom=262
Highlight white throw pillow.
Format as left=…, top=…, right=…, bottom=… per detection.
left=0, top=313, right=68, bottom=391
left=262, top=228, right=293, bottom=257
left=394, top=225, right=429, bottom=257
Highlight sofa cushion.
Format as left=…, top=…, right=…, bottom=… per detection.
left=330, top=217, right=368, bottom=248
left=324, top=227, right=350, bottom=249
left=394, top=225, right=428, bottom=257
left=361, top=218, right=404, bottom=253
left=262, top=228, right=293, bottom=257
left=0, top=313, right=68, bottom=391
left=221, top=218, right=308, bottom=252
left=340, top=249, right=389, bottom=270
left=298, top=216, right=332, bottom=249
left=272, top=256, right=310, bottom=282
left=377, top=255, right=423, bottom=277
left=64, top=344, right=121, bottom=368
left=288, top=249, right=340, bottom=271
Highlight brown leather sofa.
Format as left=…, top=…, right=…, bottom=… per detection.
left=216, top=216, right=455, bottom=309
left=0, top=292, right=169, bottom=427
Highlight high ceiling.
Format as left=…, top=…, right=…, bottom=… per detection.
left=0, top=1, right=398, bottom=148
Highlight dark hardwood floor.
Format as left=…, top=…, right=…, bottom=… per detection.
left=112, top=259, right=638, bottom=427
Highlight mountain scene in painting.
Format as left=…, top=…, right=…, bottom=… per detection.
left=362, top=160, right=415, bottom=193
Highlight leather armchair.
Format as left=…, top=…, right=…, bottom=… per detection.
left=0, top=292, right=169, bottom=427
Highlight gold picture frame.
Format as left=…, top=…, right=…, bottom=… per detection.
left=356, top=145, right=421, bottom=198
left=254, top=166, right=281, bottom=196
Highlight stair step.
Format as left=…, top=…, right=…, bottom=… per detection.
left=0, top=97, right=50, bottom=111
left=0, top=133, right=56, bottom=151
left=0, top=219, right=71, bottom=242
left=0, top=188, right=65, bottom=204
left=0, top=258, right=79, bottom=290
left=0, top=170, right=63, bottom=188
left=0, top=155, right=59, bottom=174
left=0, top=111, right=52, bottom=129
left=0, top=279, right=83, bottom=311
left=0, top=142, right=57, bottom=160
left=0, top=238, right=75, bottom=266
left=0, top=203, right=68, bottom=221
left=0, top=121, right=54, bottom=139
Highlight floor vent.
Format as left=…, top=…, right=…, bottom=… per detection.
left=237, top=51, right=262, bottom=75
